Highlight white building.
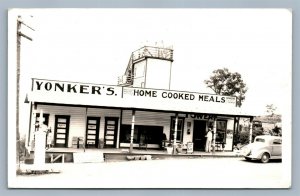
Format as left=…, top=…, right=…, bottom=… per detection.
left=26, top=46, right=255, bottom=152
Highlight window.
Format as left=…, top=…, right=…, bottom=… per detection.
left=35, top=113, right=50, bottom=132
left=216, top=120, right=227, bottom=143
left=35, top=113, right=49, bottom=126
left=273, top=139, right=282, bottom=145
left=120, top=125, right=163, bottom=144
left=255, top=138, right=265, bottom=143
left=170, top=117, right=185, bottom=142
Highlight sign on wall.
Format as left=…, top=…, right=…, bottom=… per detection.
left=33, top=79, right=122, bottom=97
left=123, top=87, right=237, bottom=106
left=30, top=79, right=238, bottom=114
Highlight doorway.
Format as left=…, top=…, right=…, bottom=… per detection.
left=85, top=117, right=100, bottom=148
left=104, top=117, right=119, bottom=148
left=54, top=115, right=70, bottom=148
left=193, top=120, right=207, bottom=151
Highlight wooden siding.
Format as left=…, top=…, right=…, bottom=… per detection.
left=33, top=105, right=120, bottom=148
left=30, top=105, right=234, bottom=150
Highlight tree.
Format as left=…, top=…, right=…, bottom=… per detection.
left=266, top=104, right=277, bottom=116
left=271, top=125, right=281, bottom=136
left=204, top=68, right=247, bottom=107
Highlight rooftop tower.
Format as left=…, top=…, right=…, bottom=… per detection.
left=118, top=45, right=174, bottom=89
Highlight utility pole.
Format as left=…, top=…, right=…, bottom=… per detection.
left=16, top=15, right=34, bottom=171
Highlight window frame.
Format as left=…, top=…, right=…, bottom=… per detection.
left=272, top=139, right=282, bottom=145
left=216, top=120, right=227, bottom=144
left=119, top=124, right=163, bottom=145
left=169, top=116, right=185, bottom=142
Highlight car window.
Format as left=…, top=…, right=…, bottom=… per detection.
left=255, top=138, right=265, bottom=142
left=273, top=139, right=282, bottom=145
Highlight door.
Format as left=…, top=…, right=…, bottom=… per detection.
left=85, top=117, right=100, bottom=148
left=193, top=120, right=207, bottom=151
left=271, top=138, right=282, bottom=156
left=54, top=115, right=70, bottom=148
left=104, top=117, right=119, bottom=148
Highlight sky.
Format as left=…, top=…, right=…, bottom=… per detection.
left=8, top=9, right=292, bottom=134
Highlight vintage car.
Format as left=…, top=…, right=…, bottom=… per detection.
left=242, top=135, right=282, bottom=163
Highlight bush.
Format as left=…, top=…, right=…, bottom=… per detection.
left=239, top=131, right=249, bottom=145
left=16, top=135, right=29, bottom=162
left=238, top=128, right=264, bottom=145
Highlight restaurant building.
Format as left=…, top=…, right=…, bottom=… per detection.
left=26, top=46, right=255, bottom=152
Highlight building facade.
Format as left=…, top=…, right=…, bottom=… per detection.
left=26, top=46, right=254, bottom=152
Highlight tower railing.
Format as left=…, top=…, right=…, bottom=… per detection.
left=132, top=46, right=173, bottom=62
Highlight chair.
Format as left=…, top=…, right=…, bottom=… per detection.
left=72, top=137, right=78, bottom=148
left=78, top=137, right=85, bottom=148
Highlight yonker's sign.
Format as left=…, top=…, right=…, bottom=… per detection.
left=32, top=79, right=237, bottom=106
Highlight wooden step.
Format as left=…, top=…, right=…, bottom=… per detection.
left=73, top=152, right=104, bottom=163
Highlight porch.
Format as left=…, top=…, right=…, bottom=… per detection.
left=25, top=147, right=242, bottom=164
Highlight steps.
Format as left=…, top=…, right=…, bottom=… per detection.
left=73, top=152, right=104, bottom=163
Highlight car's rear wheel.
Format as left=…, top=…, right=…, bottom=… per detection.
left=261, top=152, right=270, bottom=163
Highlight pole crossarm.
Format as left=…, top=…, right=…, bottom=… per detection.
left=17, top=15, right=34, bottom=41
left=19, top=21, right=35, bottom=31
left=18, top=31, right=33, bottom=41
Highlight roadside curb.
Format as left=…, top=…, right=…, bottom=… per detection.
left=104, top=152, right=243, bottom=162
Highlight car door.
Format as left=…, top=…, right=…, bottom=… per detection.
left=271, top=138, right=282, bottom=156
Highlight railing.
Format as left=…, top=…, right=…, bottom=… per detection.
left=118, top=74, right=133, bottom=86
left=50, top=153, right=65, bottom=163
left=132, top=46, right=173, bottom=62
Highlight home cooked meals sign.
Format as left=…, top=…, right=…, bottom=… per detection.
left=30, top=79, right=237, bottom=108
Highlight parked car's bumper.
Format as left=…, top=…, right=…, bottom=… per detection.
left=242, top=148, right=263, bottom=160
left=244, top=155, right=260, bottom=160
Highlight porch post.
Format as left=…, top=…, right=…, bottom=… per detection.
left=83, top=107, right=87, bottom=152
left=30, top=104, right=37, bottom=151
left=173, top=113, right=178, bottom=154
left=129, top=109, right=135, bottom=153
left=237, top=117, right=240, bottom=145
left=232, top=117, right=237, bottom=151
left=212, top=116, right=217, bottom=153
left=249, top=117, right=254, bottom=144
left=39, top=109, right=43, bottom=127
left=27, top=101, right=33, bottom=147
left=116, top=109, right=123, bottom=149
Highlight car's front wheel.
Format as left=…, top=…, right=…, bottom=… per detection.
left=261, top=152, right=270, bottom=163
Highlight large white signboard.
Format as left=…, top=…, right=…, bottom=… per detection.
left=30, top=79, right=246, bottom=115
left=123, top=87, right=237, bottom=106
